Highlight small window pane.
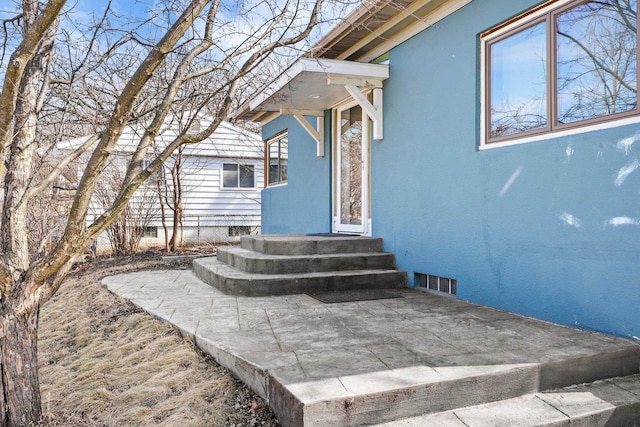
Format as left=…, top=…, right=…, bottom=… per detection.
left=339, top=105, right=363, bottom=226
left=223, top=163, right=238, bottom=188
left=490, top=21, right=548, bottom=138
left=239, top=165, right=254, bottom=188
left=279, top=160, right=288, bottom=183
left=267, top=134, right=288, bottom=186
left=557, top=0, right=637, bottom=124
left=279, top=138, right=288, bottom=183
left=268, top=143, right=279, bottom=185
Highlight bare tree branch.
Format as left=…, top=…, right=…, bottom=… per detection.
left=0, top=0, right=67, bottom=179
left=27, top=133, right=101, bottom=199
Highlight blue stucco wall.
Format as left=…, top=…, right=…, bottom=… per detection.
left=373, top=0, right=640, bottom=340
left=261, top=114, right=332, bottom=234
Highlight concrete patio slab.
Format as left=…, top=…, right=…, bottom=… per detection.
left=103, top=269, right=640, bottom=426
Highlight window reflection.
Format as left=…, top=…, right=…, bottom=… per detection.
left=485, top=0, right=638, bottom=142
left=490, top=21, right=548, bottom=138
left=557, top=0, right=637, bottom=123
left=267, top=133, right=288, bottom=186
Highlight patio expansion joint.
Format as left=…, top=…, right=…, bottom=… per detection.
left=235, top=299, right=241, bottom=330
left=358, top=304, right=399, bottom=319
left=291, top=350, right=308, bottom=379
left=330, top=312, right=357, bottom=335
left=264, top=309, right=284, bottom=352
left=532, top=393, right=571, bottom=420
left=610, top=377, right=640, bottom=397
left=337, top=377, right=350, bottom=396
left=367, top=346, right=393, bottom=371
left=452, top=411, right=470, bottom=427
left=405, top=322, right=464, bottom=351
left=163, top=308, right=176, bottom=321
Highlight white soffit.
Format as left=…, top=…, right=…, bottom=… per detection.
left=247, top=58, right=390, bottom=114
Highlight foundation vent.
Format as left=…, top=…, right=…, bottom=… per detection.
left=415, top=273, right=457, bottom=295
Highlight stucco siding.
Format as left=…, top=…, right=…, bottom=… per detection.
left=261, top=114, right=332, bottom=234
left=373, top=0, right=640, bottom=339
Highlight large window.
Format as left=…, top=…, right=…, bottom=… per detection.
left=266, top=131, right=288, bottom=186
left=484, top=0, right=638, bottom=143
left=222, top=163, right=255, bottom=188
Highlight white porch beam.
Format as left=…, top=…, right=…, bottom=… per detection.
left=327, top=76, right=383, bottom=89
left=289, top=112, right=325, bottom=157
left=344, top=85, right=384, bottom=140
left=252, top=111, right=280, bottom=125
left=280, top=108, right=324, bottom=117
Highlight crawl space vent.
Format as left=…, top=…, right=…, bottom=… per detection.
left=416, top=273, right=457, bottom=295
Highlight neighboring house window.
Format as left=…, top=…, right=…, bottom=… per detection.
left=229, top=225, right=251, bottom=237
left=266, top=131, right=288, bottom=186
left=144, top=226, right=158, bottom=238
left=223, top=163, right=255, bottom=188
left=142, top=157, right=164, bottom=185
left=483, top=0, right=637, bottom=144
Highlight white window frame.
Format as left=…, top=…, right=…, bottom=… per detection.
left=265, top=131, right=288, bottom=187
left=480, top=0, right=640, bottom=150
left=221, top=162, right=255, bottom=189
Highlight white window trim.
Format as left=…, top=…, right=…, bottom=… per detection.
left=480, top=115, right=640, bottom=150
left=266, top=132, right=288, bottom=187
left=479, top=0, right=639, bottom=149
left=221, top=162, right=255, bottom=190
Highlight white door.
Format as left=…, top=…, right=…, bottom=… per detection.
left=334, top=101, right=370, bottom=235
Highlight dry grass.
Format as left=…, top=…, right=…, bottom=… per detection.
left=38, top=255, right=278, bottom=426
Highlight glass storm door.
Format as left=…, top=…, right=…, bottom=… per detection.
left=334, top=102, right=369, bottom=235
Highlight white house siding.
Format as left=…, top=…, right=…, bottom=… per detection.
left=65, top=120, right=264, bottom=250
left=147, top=155, right=264, bottom=247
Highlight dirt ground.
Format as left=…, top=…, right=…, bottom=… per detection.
left=38, top=251, right=280, bottom=426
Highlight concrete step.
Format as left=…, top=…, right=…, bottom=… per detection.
left=373, top=374, right=640, bottom=426
left=217, top=246, right=397, bottom=274
left=274, top=348, right=640, bottom=426
left=192, top=256, right=407, bottom=296
left=241, top=234, right=383, bottom=255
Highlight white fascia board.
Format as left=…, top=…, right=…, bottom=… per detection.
left=300, top=57, right=389, bottom=80
left=248, top=58, right=389, bottom=112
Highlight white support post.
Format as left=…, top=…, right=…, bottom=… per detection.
left=344, top=84, right=384, bottom=140
left=316, top=116, right=325, bottom=157
left=372, top=88, right=383, bottom=140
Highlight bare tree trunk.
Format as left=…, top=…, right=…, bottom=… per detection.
left=157, top=170, right=170, bottom=252
left=0, top=297, right=41, bottom=426
left=168, top=148, right=183, bottom=252
left=169, top=198, right=181, bottom=251
left=0, top=2, right=56, bottom=422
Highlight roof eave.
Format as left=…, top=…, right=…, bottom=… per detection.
left=233, top=58, right=389, bottom=122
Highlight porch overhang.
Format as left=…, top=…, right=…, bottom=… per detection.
left=234, top=58, right=389, bottom=155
